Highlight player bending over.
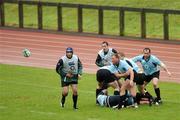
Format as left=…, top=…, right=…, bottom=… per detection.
left=56, top=47, right=83, bottom=110
left=96, top=65, right=120, bottom=104
left=111, top=54, right=142, bottom=108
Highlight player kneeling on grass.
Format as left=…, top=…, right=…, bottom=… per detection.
left=96, top=64, right=121, bottom=103
left=56, top=47, right=83, bottom=110
left=97, top=90, right=134, bottom=109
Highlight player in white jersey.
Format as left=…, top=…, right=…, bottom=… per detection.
left=56, top=47, right=83, bottom=110
left=95, top=41, right=117, bottom=67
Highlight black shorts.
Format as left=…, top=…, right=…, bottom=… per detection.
left=96, top=69, right=117, bottom=83
left=144, top=71, right=160, bottom=83
left=61, top=81, right=78, bottom=87
left=96, top=69, right=117, bottom=89
left=125, top=71, right=145, bottom=85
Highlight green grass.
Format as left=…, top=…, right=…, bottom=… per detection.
left=0, top=64, right=180, bottom=120
left=3, top=0, right=180, bottom=40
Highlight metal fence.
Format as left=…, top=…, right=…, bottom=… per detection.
left=0, top=0, right=180, bottom=40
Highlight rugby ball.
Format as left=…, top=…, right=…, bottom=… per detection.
left=22, top=48, right=31, bottom=57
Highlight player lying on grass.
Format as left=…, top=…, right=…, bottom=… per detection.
left=56, top=47, right=83, bottom=110
left=97, top=89, right=154, bottom=108
left=97, top=90, right=134, bottom=108
left=95, top=41, right=117, bottom=67
left=132, top=48, right=171, bottom=104
left=96, top=65, right=120, bottom=104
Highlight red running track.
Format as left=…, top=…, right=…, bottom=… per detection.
left=0, top=29, right=180, bottom=83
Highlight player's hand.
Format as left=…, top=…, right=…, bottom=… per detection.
left=167, top=71, right=172, bottom=77
left=66, top=73, right=73, bottom=78
left=130, top=80, right=134, bottom=87
left=78, top=74, right=82, bottom=80
left=115, top=73, right=120, bottom=78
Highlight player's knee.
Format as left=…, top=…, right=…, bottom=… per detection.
left=73, top=91, right=78, bottom=96
left=72, top=89, right=78, bottom=95
left=62, top=91, right=68, bottom=96
left=152, top=80, right=158, bottom=88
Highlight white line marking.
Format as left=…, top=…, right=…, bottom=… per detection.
left=30, top=110, right=57, bottom=115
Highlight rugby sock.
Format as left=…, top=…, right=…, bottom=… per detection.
left=155, top=88, right=161, bottom=100
left=73, top=95, right=78, bottom=109
left=96, top=89, right=102, bottom=104
left=133, top=97, right=137, bottom=103
left=114, top=90, right=120, bottom=95
left=145, top=91, right=153, bottom=98
left=61, top=95, right=66, bottom=106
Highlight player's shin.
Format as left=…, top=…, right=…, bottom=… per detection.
left=155, top=88, right=161, bottom=99
left=96, top=89, right=103, bottom=104
left=73, top=94, right=78, bottom=109
left=61, top=94, right=66, bottom=107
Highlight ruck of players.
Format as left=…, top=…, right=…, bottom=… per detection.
left=56, top=41, right=171, bottom=110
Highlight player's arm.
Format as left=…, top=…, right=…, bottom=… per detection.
left=78, top=58, right=83, bottom=76
left=112, top=48, right=118, bottom=54
left=132, top=55, right=141, bottom=63
left=160, top=62, right=171, bottom=76
left=114, top=61, right=134, bottom=79
left=56, top=59, right=66, bottom=77
left=114, top=72, right=129, bottom=78
left=154, top=56, right=171, bottom=76
left=128, top=68, right=134, bottom=86
left=95, top=54, right=104, bottom=67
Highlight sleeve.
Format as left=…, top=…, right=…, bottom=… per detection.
left=132, top=55, right=141, bottom=63
left=122, top=61, right=132, bottom=71
left=153, top=56, right=162, bottom=66
left=56, top=59, right=66, bottom=77
left=112, top=48, right=117, bottom=54
left=110, top=65, right=118, bottom=73
left=78, top=58, right=83, bottom=75
left=95, top=54, right=104, bottom=67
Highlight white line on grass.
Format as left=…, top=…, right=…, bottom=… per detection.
left=30, top=110, right=57, bottom=115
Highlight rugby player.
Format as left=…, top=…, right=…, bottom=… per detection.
left=132, top=48, right=171, bottom=104
left=96, top=65, right=120, bottom=104
left=95, top=41, right=117, bottom=67
left=56, top=47, right=83, bottom=110
left=111, top=54, right=139, bottom=108
left=97, top=90, right=134, bottom=108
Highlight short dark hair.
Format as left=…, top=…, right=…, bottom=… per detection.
left=102, top=41, right=109, bottom=46
left=143, top=48, right=151, bottom=53
left=118, top=52, right=125, bottom=57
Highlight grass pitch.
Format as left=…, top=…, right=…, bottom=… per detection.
left=0, top=64, right=180, bottom=120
